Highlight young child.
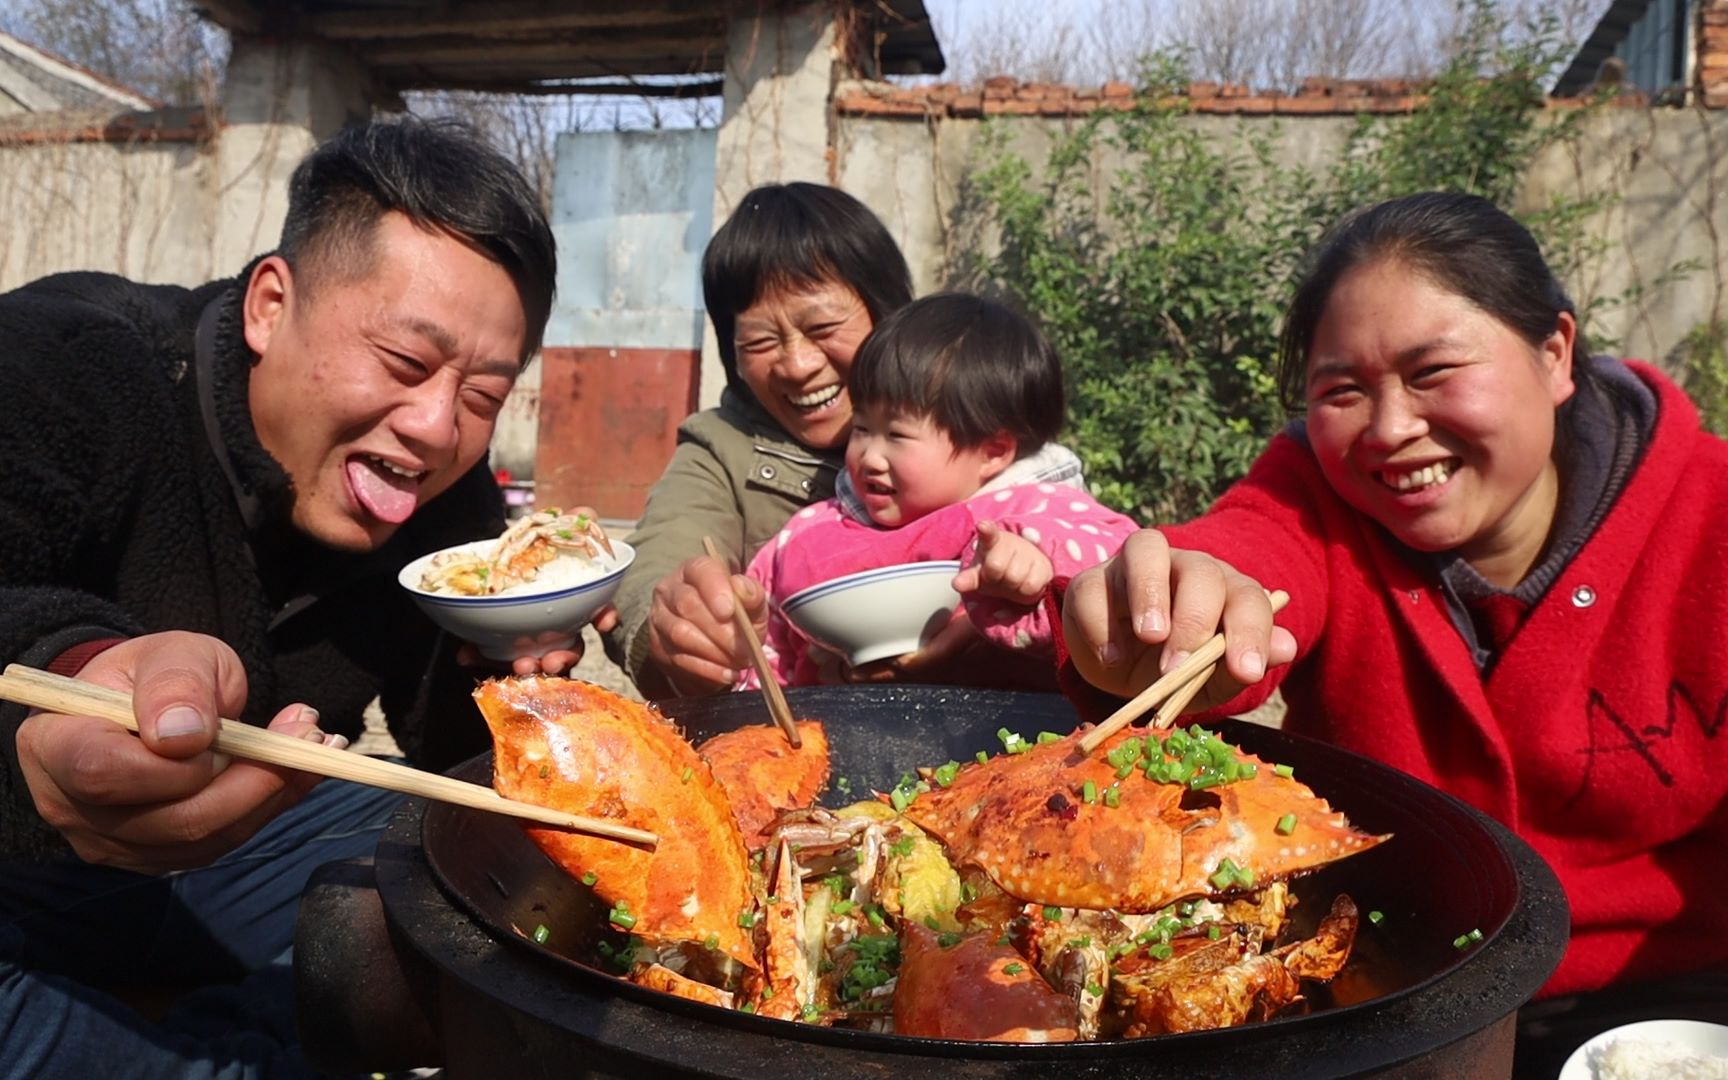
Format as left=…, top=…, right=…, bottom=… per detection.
left=738, top=293, right=1140, bottom=689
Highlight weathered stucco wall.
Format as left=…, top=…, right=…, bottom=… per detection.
left=834, top=105, right=1728, bottom=369
left=0, top=134, right=214, bottom=290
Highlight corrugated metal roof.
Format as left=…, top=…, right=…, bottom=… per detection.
left=0, top=31, right=156, bottom=112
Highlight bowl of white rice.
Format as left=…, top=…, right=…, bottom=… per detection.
left=399, top=538, right=635, bottom=662
left=1560, top=1019, right=1728, bottom=1080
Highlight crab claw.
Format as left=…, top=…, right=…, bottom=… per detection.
left=475, top=677, right=760, bottom=972
left=698, top=721, right=830, bottom=851
left=893, top=924, right=1079, bottom=1042
left=754, top=836, right=814, bottom=1020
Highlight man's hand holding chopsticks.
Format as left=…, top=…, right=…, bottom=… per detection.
left=12, top=631, right=331, bottom=874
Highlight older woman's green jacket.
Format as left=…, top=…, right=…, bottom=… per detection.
left=608, top=386, right=840, bottom=696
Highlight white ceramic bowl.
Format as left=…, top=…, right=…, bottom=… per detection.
left=781, top=560, right=962, bottom=667
left=398, top=539, right=635, bottom=662
left=1558, top=1019, right=1728, bottom=1080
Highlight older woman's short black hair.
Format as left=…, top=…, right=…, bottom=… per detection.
left=849, top=293, right=1065, bottom=456
left=702, top=183, right=913, bottom=391
left=1277, top=191, right=1591, bottom=410
left=278, top=115, right=557, bottom=363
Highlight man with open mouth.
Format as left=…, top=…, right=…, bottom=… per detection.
left=0, top=116, right=572, bottom=1077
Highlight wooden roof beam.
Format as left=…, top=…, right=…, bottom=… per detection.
left=311, top=0, right=751, bottom=40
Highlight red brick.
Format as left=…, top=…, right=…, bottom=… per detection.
left=1102, top=80, right=1134, bottom=98
left=1189, top=81, right=1220, bottom=99
left=1276, top=95, right=1344, bottom=114
left=986, top=99, right=1043, bottom=115
left=982, top=75, right=1018, bottom=96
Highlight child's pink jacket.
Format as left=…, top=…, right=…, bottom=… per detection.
left=739, top=481, right=1138, bottom=688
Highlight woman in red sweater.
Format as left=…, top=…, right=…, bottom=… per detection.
left=1060, top=192, right=1728, bottom=1072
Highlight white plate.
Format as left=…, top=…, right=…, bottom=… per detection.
left=1558, top=1019, right=1728, bottom=1080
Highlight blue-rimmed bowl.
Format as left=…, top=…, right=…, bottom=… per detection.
left=781, top=560, right=962, bottom=666
left=397, top=539, right=634, bottom=661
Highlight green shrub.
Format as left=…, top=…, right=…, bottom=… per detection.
left=959, top=1, right=1609, bottom=522
left=1681, top=321, right=1728, bottom=436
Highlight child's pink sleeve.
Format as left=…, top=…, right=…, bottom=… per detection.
left=734, top=526, right=805, bottom=691
left=962, top=487, right=1140, bottom=655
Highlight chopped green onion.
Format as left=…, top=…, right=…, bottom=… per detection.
left=800, top=1003, right=822, bottom=1022
left=866, top=906, right=887, bottom=928
left=959, top=882, right=977, bottom=903
left=608, top=908, right=637, bottom=930
left=1003, top=962, right=1024, bottom=975
left=532, top=924, right=550, bottom=944
left=1073, top=935, right=1093, bottom=948
left=580, top=871, right=598, bottom=886
left=1081, top=780, right=1098, bottom=804
left=1103, top=784, right=1122, bottom=808
left=975, top=750, right=990, bottom=764
left=680, top=766, right=693, bottom=784
left=740, top=1001, right=756, bottom=1014
left=831, top=899, right=855, bottom=916
left=937, top=931, right=964, bottom=948
left=933, top=760, right=961, bottom=787
left=998, top=728, right=1030, bottom=754
left=738, top=910, right=757, bottom=928
left=1468, top=928, right=1484, bottom=943
left=1036, top=731, right=1062, bottom=745
left=1273, top=763, right=1295, bottom=779
left=1148, top=943, right=1174, bottom=960
left=1042, top=905, right=1063, bottom=921
left=1275, top=813, right=1297, bottom=836
left=705, top=933, right=720, bottom=950
left=556, top=529, right=574, bottom=540
left=1084, top=982, right=1104, bottom=997
left=1209, top=859, right=1241, bottom=891
left=1368, top=910, right=1384, bottom=926
left=923, top=915, right=941, bottom=931
left=890, top=836, right=916, bottom=857
left=538, top=763, right=550, bottom=779
left=836, top=777, right=852, bottom=795
left=761, top=986, right=775, bottom=1001
left=1207, top=925, right=1223, bottom=940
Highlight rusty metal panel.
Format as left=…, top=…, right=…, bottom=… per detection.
left=535, top=345, right=699, bottom=521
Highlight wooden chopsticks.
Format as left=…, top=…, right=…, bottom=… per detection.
left=1076, top=590, right=1290, bottom=753
left=701, top=537, right=801, bottom=748
left=0, top=664, right=657, bottom=849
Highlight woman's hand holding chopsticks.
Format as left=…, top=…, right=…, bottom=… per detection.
left=1063, top=529, right=1296, bottom=713
left=11, top=630, right=330, bottom=874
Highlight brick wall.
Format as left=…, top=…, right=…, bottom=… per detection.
left=835, top=77, right=1434, bottom=119
left=1704, top=0, right=1728, bottom=108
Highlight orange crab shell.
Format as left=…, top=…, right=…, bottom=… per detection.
left=901, top=729, right=1387, bottom=913
left=473, top=677, right=759, bottom=971
left=894, top=924, right=1079, bottom=1042
left=697, top=721, right=830, bottom=852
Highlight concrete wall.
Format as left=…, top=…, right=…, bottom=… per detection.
left=833, top=106, right=1728, bottom=368
left=0, top=134, right=213, bottom=290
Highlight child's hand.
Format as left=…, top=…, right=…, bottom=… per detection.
left=952, top=520, right=1054, bottom=606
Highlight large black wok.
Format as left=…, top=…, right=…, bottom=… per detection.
left=353, top=685, right=1569, bottom=1078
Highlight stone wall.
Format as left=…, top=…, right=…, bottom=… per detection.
left=829, top=79, right=1728, bottom=370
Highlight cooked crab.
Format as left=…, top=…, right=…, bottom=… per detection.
left=899, top=725, right=1388, bottom=913
left=474, top=677, right=760, bottom=973
left=698, top=721, right=830, bottom=852
left=474, top=678, right=1381, bottom=1043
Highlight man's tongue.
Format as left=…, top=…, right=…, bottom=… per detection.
left=347, top=457, right=420, bottom=524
